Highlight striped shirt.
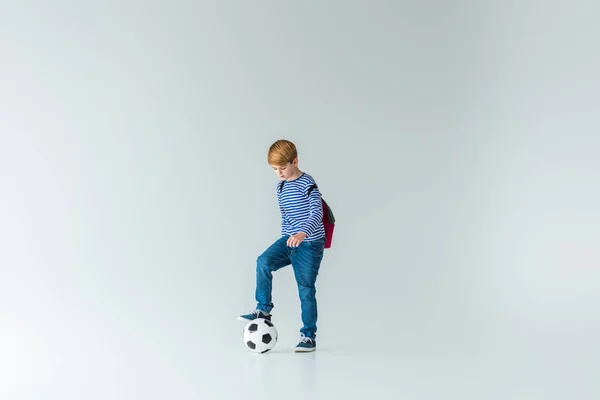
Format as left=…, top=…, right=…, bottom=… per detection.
left=276, top=172, right=326, bottom=241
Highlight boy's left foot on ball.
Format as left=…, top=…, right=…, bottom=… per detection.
left=295, top=334, right=316, bottom=352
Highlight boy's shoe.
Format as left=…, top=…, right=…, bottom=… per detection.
left=237, top=309, right=272, bottom=322
left=295, top=334, right=316, bottom=352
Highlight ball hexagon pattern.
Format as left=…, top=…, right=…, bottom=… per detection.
left=243, top=318, right=278, bottom=353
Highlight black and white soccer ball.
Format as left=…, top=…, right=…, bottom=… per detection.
left=243, top=318, right=278, bottom=353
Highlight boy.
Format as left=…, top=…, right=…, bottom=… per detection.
left=238, top=139, right=326, bottom=352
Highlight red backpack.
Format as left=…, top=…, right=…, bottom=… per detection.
left=278, top=181, right=336, bottom=248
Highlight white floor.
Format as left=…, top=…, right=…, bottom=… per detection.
left=222, top=329, right=597, bottom=400
left=3, top=310, right=597, bottom=400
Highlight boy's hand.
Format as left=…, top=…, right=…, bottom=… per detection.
left=287, top=232, right=307, bottom=247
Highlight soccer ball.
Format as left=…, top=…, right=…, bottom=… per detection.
left=243, top=318, right=278, bottom=353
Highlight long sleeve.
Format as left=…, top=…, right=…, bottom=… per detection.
left=299, top=185, right=323, bottom=237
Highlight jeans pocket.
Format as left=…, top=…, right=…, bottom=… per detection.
left=308, top=239, right=325, bottom=259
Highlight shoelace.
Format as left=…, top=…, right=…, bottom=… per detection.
left=300, top=335, right=314, bottom=344
left=249, top=309, right=268, bottom=316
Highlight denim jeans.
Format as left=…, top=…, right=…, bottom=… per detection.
left=255, top=235, right=325, bottom=339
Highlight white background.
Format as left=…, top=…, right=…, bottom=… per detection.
left=1, top=1, right=598, bottom=399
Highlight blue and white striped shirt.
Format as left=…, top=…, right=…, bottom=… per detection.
left=276, top=172, right=326, bottom=241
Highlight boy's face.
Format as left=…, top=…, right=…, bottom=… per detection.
left=271, top=159, right=298, bottom=180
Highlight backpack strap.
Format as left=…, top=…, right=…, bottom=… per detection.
left=278, top=181, right=285, bottom=192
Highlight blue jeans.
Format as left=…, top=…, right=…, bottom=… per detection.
left=255, top=235, right=325, bottom=339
